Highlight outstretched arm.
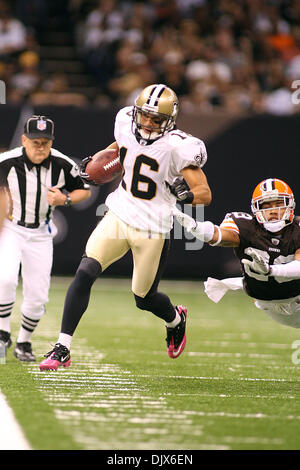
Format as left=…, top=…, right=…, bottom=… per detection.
left=269, top=248, right=300, bottom=278
left=173, top=207, right=240, bottom=247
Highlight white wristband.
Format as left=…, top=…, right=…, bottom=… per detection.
left=210, top=226, right=222, bottom=246
left=190, top=221, right=215, bottom=242
left=270, top=260, right=300, bottom=278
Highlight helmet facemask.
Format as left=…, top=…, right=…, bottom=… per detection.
left=132, top=107, right=175, bottom=142
left=251, top=179, right=295, bottom=233
left=132, top=84, right=178, bottom=144
left=252, top=194, right=295, bottom=233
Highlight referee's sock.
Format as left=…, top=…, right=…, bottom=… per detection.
left=0, top=301, right=14, bottom=332
left=16, top=313, right=40, bottom=343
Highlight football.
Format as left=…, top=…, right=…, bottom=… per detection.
left=85, top=148, right=123, bottom=185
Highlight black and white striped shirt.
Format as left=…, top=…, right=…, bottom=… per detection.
left=0, top=146, right=89, bottom=228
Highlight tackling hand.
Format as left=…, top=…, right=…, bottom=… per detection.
left=172, top=206, right=215, bottom=242
left=242, top=247, right=270, bottom=275
left=172, top=206, right=197, bottom=231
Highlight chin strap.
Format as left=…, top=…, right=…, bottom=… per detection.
left=263, top=220, right=289, bottom=233
left=134, top=130, right=156, bottom=146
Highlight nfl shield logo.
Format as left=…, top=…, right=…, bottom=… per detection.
left=271, top=238, right=280, bottom=245
left=37, top=119, right=46, bottom=131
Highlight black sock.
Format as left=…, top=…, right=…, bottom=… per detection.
left=61, top=257, right=101, bottom=335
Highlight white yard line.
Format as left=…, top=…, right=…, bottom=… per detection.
left=138, top=373, right=294, bottom=382
left=28, top=341, right=222, bottom=450
left=0, top=391, right=31, bottom=450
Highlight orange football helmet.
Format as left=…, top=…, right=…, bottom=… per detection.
left=251, top=178, right=295, bottom=232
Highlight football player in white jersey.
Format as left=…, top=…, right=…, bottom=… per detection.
left=40, top=83, right=212, bottom=371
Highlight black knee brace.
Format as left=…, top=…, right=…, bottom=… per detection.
left=134, top=293, right=156, bottom=311
left=74, top=256, right=102, bottom=291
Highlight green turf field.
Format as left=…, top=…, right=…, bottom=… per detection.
left=1, top=276, right=300, bottom=451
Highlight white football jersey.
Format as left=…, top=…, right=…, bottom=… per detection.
left=106, top=106, right=207, bottom=233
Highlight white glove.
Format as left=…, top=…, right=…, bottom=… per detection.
left=172, top=206, right=197, bottom=231
left=172, top=207, right=215, bottom=242
left=242, top=247, right=270, bottom=275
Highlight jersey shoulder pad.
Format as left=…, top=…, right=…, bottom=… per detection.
left=221, top=212, right=239, bottom=233
left=115, top=106, right=133, bottom=142
left=224, top=211, right=253, bottom=221
left=115, top=106, right=133, bottom=125
left=221, top=212, right=253, bottom=233
left=168, top=130, right=207, bottom=168
left=168, top=129, right=203, bottom=148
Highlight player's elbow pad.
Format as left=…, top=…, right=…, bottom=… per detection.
left=191, top=221, right=215, bottom=242
left=270, top=260, right=300, bottom=278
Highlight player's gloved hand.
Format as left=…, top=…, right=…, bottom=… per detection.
left=79, top=156, right=98, bottom=186
left=242, top=247, right=270, bottom=275
left=173, top=206, right=197, bottom=231
left=172, top=207, right=215, bottom=242
left=166, top=178, right=193, bottom=202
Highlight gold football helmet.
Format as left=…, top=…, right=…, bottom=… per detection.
left=251, top=178, right=295, bottom=233
left=132, top=84, right=179, bottom=143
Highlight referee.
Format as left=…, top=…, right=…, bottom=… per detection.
left=0, top=115, right=91, bottom=361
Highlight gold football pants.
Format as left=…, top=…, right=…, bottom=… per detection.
left=86, top=211, right=167, bottom=298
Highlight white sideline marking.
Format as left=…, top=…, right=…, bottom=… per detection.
left=137, top=374, right=293, bottom=382
left=0, top=391, right=31, bottom=450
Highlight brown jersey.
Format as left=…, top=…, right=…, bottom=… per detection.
left=221, top=212, right=300, bottom=300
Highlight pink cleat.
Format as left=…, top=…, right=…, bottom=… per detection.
left=166, top=305, right=187, bottom=359
left=39, top=343, right=71, bottom=371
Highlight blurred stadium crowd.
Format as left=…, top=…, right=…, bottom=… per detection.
left=0, top=0, right=300, bottom=115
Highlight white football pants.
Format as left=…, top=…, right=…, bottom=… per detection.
left=204, top=276, right=300, bottom=328
left=255, top=296, right=300, bottom=328
left=0, top=220, right=54, bottom=321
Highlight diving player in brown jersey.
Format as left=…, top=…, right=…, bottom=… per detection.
left=174, top=178, right=300, bottom=328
